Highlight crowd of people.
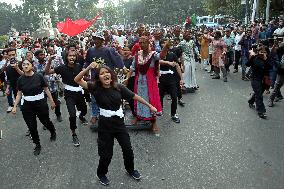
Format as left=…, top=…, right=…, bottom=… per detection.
left=0, top=15, right=284, bottom=186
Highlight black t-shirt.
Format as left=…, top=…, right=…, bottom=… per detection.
left=54, top=64, right=81, bottom=87
left=6, top=63, right=22, bottom=88
left=87, top=82, right=135, bottom=132
left=17, top=73, right=47, bottom=96
left=171, top=46, right=183, bottom=59
left=160, top=52, right=178, bottom=83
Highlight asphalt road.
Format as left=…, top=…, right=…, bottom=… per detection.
left=0, top=67, right=284, bottom=189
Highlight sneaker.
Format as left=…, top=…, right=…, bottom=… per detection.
left=50, top=132, right=56, bottom=141
left=248, top=103, right=255, bottom=109
left=97, top=175, right=110, bottom=186
left=33, top=144, right=41, bottom=156
left=72, top=134, right=80, bottom=147
left=258, top=113, right=267, bottom=119
left=129, top=170, right=141, bottom=180
left=56, top=115, right=63, bottom=122
left=79, top=116, right=88, bottom=125
left=212, top=75, right=220, bottom=79
left=171, top=114, right=180, bottom=123
left=178, top=99, right=185, bottom=107
left=223, top=78, right=228, bottom=82
left=187, top=88, right=195, bottom=93
left=233, top=69, right=238, bottom=73
left=7, top=106, right=13, bottom=113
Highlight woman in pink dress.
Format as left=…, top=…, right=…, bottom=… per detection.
left=126, top=36, right=168, bottom=135
left=212, top=31, right=228, bottom=82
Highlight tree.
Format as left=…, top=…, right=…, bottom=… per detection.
left=0, top=2, right=13, bottom=35
left=20, top=0, right=57, bottom=30
left=57, top=0, right=77, bottom=21
left=103, top=0, right=119, bottom=26
left=202, top=0, right=243, bottom=18
left=57, top=0, right=99, bottom=21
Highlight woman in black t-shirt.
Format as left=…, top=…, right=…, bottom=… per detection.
left=12, top=60, right=56, bottom=156
left=74, top=62, right=157, bottom=186
left=45, top=50, right=88, bottom=147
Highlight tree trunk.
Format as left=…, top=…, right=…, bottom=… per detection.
left=251, top=0, right=258, bottom=22
left=265, top=0, right=270, bottom=24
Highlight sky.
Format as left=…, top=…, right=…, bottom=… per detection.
left=0, top=0, right=121, bottom=8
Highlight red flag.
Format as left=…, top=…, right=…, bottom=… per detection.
left=57, top=15, right=100, bottom=36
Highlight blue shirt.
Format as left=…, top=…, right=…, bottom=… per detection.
left=85, top=46, right=124, bottom=79
left=239, top=36, right=256, bottom=59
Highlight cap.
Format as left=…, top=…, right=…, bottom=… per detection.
left=92, top=31, right=105, bottom=40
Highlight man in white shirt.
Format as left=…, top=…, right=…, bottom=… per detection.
left=113, top=28, right=127, bottom=48
left=233, top=27, right=244, bottom=73
left=273, top=20, right=284, bottom=37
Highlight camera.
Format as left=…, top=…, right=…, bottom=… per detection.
left=10, top=57, right=16, bottom=64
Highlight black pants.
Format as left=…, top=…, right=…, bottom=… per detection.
left=97, top=131, right=134, bottom=176
left=65, top=92, right=87, bottom=131
left=126, top=76, right=135, bottom=116
left=175, top=76, right=182, bottom=100
left=51, top=91, right=61, bottom=117
left=22, top=99, right=55, bottom=145
left=83, top=90, right=91, bottom=103
left=208, top=54, right=214, bottom=72
left=225, top=51, right=234, bottom=71
left=159, top=81, right=177, bottom=116
left=248, top=80, right=267, bottom=114
left=234, top=50, right=241, bottom=70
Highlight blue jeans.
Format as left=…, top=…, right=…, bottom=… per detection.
left=269, top=67, right=278, bottom=87
left=91, top=95, right=99, bottom=118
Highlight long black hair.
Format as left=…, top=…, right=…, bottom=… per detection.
left=214, top=31, right=222, bottom=40
left=94, top=65, right=118, bottom=89
left=63, top=49, right=78, bottom=65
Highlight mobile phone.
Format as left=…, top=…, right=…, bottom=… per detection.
left=10, top=58, right=16, bottom=64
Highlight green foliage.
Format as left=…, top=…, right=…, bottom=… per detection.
left=21, top=0, right=57, bottom=30
left=57, top=0, right=99, bottom=21
left=0, top=3, right=13, bottom=35
left=0, top=0, right=282, bottom=35
left=103, top=0, right=119, bottom=25
left=202, top=0, right=243, bottom=18
left=0, top=35, right=8, bottom=48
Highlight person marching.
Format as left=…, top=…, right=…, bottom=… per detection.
left=45, top=50, right=88, bottom=147
left=159, top=39, right=184, bottom=123
left=85, top=31, right=125, bottom=126
left=12, top=60, right=56, bottom=156
left=211, top=31, right=228, bottom=82
left=171, top=38, right=186, bottom=106
left=126, top=36, right=168, bottom=135
left=74, top=62, right=157, bottom=186
left=247, top=46, right=272, bottom=119
left=33, top=49, right=63, bottom=123
left=178, top=30, right=199, bottom=92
